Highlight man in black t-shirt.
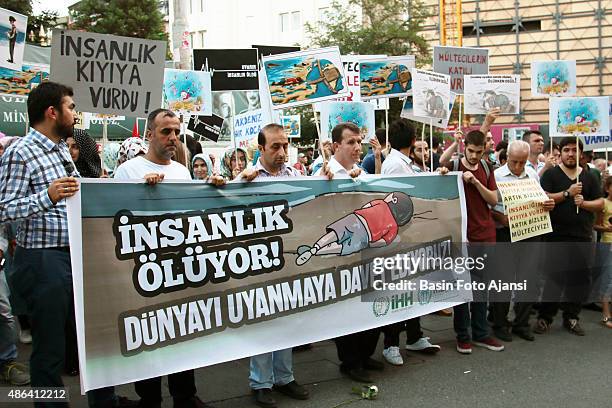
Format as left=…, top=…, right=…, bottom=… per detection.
left=536, top=137, right=603, bottom=336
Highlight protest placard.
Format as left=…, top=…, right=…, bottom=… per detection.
left=0, top=7, right=27, bottom=71
left=496, top=179, right=552, bottom=242
left=67, top=174, right=468, bottom=391
left=412, top=69, right=451, bottom=120
left=162, top=69, right=212, bottom=116
left=549, top=96, right=610, bottom=137
left=401, top=94, right=455, bottom=129
left=531, top=60, right=576, bottom=97
left=433, top=46, right=489, bottom=94
left=0, top=62, right=48, bottom=96
left=188, top=114, right=223, bottom=142
left=319, top=101, right=375, bottom=141
left=253, top=44, right=300, bottom=57
left=359, top=56, right=415, bottom=100
left=281, top=115, right=301, bottom=138
left=50, top=29, right=166, bottom=117
left=193, top=49, right=258, bottom=91
left=262, top=46, right=348, bottom=109
left=464, top=75, right=520, bottom=114
left=233, top=108, right=265, bottom=148
left=314, top=55, right=389, bottom=112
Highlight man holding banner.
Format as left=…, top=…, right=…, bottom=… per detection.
left=114, top=108, right=210, bottom=408
left=239, top=123, right=310, bottom=408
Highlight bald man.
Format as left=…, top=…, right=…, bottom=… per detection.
left=490, top=141, right=555, bottom=342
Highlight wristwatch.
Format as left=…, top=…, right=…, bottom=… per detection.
left=563, top=190, right=570, bottom=199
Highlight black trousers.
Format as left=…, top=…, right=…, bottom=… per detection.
left=135, top=370, right=197, bottom=404
left=539, top=235, right=593, bottom=322
left=334, top=328, right=380, bottom=370
left=382, top=317, right=423, bottom=348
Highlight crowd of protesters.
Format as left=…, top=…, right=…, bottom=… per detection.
left=0, top=81, right=610, bottom=408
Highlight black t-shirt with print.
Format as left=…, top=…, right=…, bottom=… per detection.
left=540, top=166, right=602, bottom=239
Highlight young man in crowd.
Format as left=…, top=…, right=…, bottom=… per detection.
left=310, top=140, right=332, bottom=175
left=379, top=119, right=441, bottom=366
left=522, top=130, right=552, bottom=179
left=292, top=152, right=308, bottom=175
left=441, top=128, right=505, bottom=354
left=490, top=141, right=555, bottom=342
left=239, top=124, right=310, bottom=408
left=0, top=82, right=137, bottom=408
left=536, top=137, right=603, bottom=336
left=380, top=118, right=416, bottom=175
left=115, top=108, right=221, bottom=408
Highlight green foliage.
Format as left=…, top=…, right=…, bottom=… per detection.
left=71, top=0, right=168, bottom=42
left=304, top=0, right=433, bottom=127
left=28, top=10, right=59, bottom=43
left=0, top=0, right=32, bottom=16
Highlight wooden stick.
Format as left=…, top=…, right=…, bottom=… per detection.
left=312, top=109, right=326, bottom=166
left=385, top=108, right=389, bottom=149
left=576, top=132, right=580, bottom=214
left=458, top=95, right=463, bottom=154
left=430, top=118, right=434, bottom=171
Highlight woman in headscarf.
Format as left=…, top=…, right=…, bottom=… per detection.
left=116, top=137, right=148, bottom=171
left=102, top=142, right=121, bottom=177
left=65, top=129, right=102, bottom=178
left=192, top=153, right=213, bottom=181
left=220, top=147, right=247, bottom=180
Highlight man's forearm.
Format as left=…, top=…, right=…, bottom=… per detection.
left=580, top=198, right=604, bottom=213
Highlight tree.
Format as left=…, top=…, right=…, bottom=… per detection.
left=305, top=0, right=433, bottom=125
left=71, top=0, right=167, bottom=43
left=28, top=10, right=59, bottom=44
left=0, top=0, right=32, bottom=16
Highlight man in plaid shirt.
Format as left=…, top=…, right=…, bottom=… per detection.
left=0, top=82, right=132, bottom=408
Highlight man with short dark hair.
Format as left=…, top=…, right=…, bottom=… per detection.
left=441, top=129, right=505, bottom=354
left=239, top=124, right=309, bottom=408
left=314, top=123, right=363, bottom=178
left=0, top=82, right=135, bottom=408
left=115, top=108, right=218, bottom=408
left=381, top=119, right=416, bottom=174
left=522, top=130, right=553, bottom=179
left=536, top=137, right=603, bottom=336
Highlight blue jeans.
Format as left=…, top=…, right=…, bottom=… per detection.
left=0, top=268, right=17, bottom=365
left=249, top=349, right=294, bottom=390
left=453, top=301, right=489, bottom=342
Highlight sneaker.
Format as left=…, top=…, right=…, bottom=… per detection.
left=456, top=341, right=472, bottom=354
left=533, top=318, right=551, bottom=334
left=473, top=337, right=505, bottom=351
left=19, top=329, right=32, bottom=344
left=405, top=337, right=441, bottom=354
left=563, top=319, right=585, bottom=336
left=382, top=346, right=403, bottom=365
left=1, top=361, right=30, bottom=385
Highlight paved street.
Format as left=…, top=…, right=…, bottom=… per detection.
left=10, top=309, right=611, bottom=408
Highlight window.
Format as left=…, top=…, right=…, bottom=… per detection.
left=279, top=12, right=290, bottom=32
left=292, top=11, right=301, bottom=30
left=463, top=20, right=541, bottom=37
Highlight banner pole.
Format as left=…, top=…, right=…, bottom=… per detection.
left=384, top=107, right=389, bottom=148
left=429, top=118, right=434, bottom=171
left=312, top=108, right=326, bottom=166
left=576, top=132, right=580, bottom=214
left=102, top=117, right=108, bottom=149
left=458, top=95, right=463, bottom=153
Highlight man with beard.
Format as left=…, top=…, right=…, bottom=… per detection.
left=239, top=124, right=310, bottom=408
left=409, top=139, right=430, bottom=172
left=535, top=137, right=603, bottom=336
left=114, top=109, right=221, bottom=408
left=0, top=82, right=136, bottom=407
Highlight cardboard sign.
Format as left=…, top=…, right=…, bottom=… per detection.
left=0, top=7, right=27, bottom=71
left=531, top=60, right=576, bottom=97
left=193, top=49, right=259, bottom=91
left=0, top=62, right=48, bottom=96
left=281, top=115, right=301, bottom=138
left=359, top=56, right=416, bottom=100
left=162, top=69, right=212, bottom=116
left=496, top=179, right=553, bottom=242
left=412, top=69, right=451, bottom=120
left=433, top=46, right=489, bottom=94
left=188, top=114, right=223, bottom=142
left=233, top=108, right=265, bottom=148
left=549, top=96, right=610, bottom=137
left=464, top=75, right=520, bottom=115
left=319, top=101, right=375, bottom=142
left=401, top=93, right=455, bottom=129
left=50, top=29, right=166, bottom=117
left=253, top=45, right=300, bottom=57
left=262, top=46, right=348, bottom=109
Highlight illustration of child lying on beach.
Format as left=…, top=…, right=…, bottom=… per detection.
left=296, top=192, right=414, bottom=266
